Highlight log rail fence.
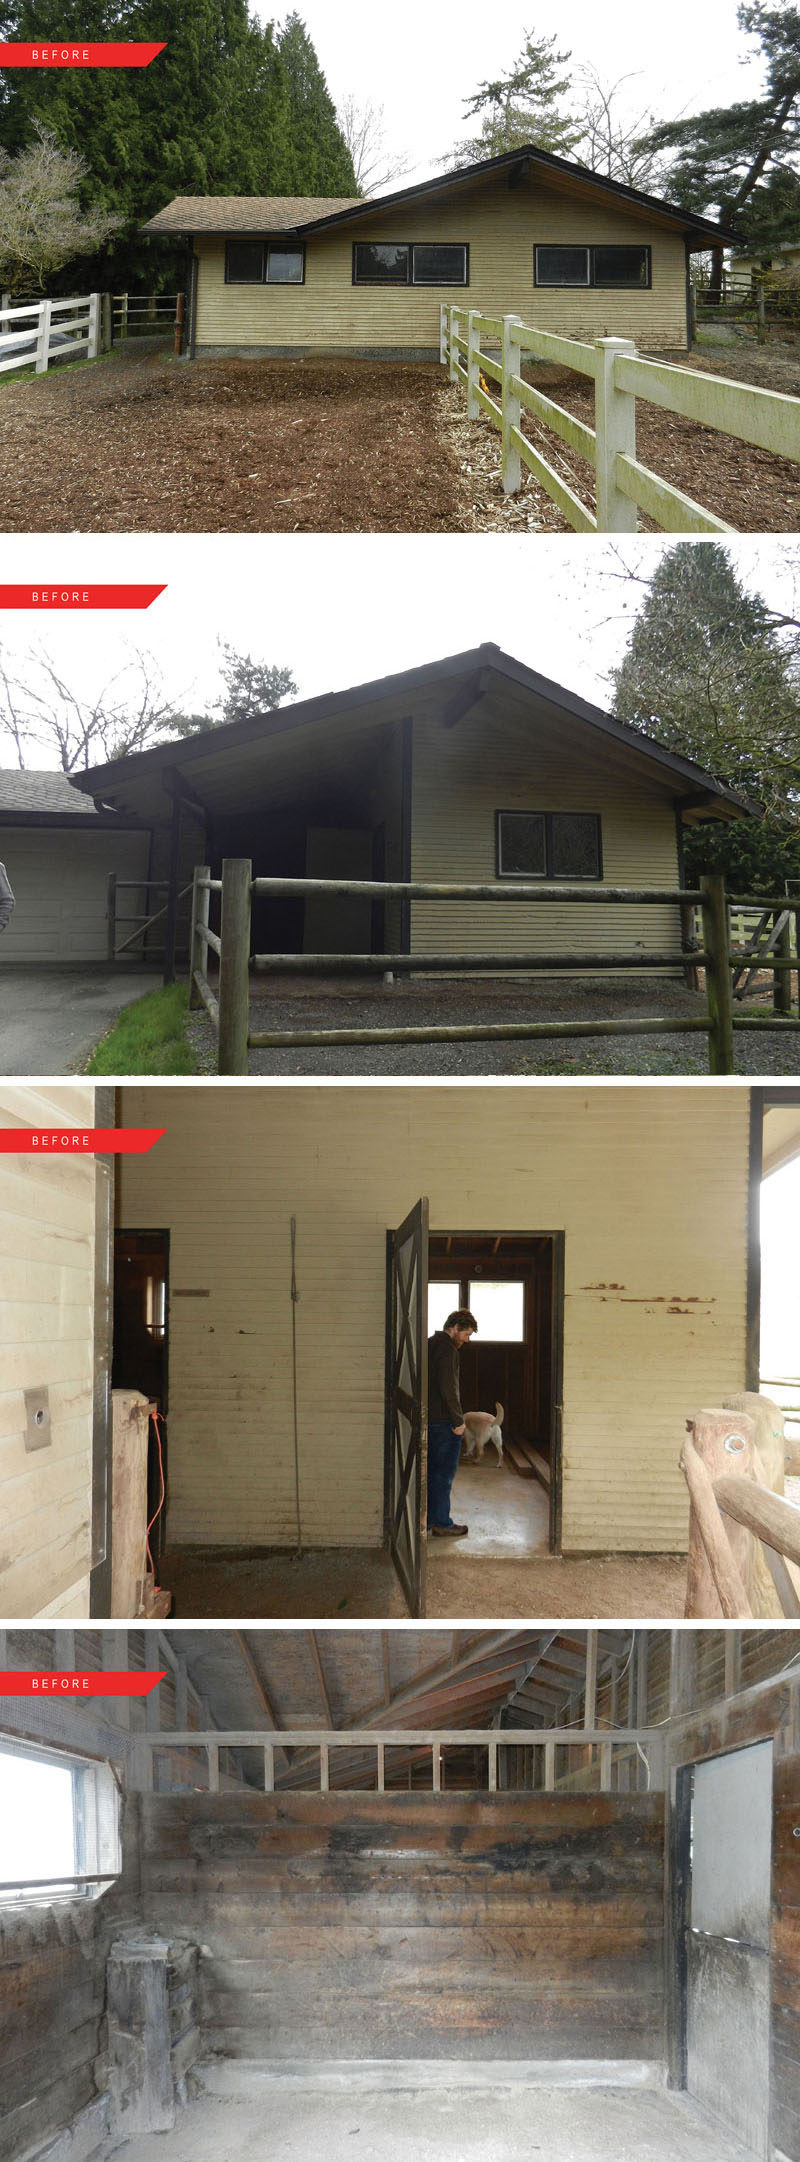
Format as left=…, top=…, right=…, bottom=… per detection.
left=439, top=303, right=800, bottom=533
left=682, top=1407, right=800, bottom=1620
left=188, top=859, right=800, bottom=1075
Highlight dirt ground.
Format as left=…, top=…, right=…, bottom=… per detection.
left=186, top=969, right=800, bottom=1078
left=2, top=333, right=797, bottom=532
left=160, top=1543, right=685, bottom=1621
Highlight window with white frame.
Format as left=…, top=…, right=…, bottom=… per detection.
left=0, top=1742, right=121, bottom=1903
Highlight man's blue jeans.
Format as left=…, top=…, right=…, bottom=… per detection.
left=427, top=1421, right=463, bottom=1528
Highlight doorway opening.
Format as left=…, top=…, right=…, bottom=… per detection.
left=112, top=1229, right=170, bottom=1569
left=675, top=1741, right=773, bottom=2161
left=429, top=1231, right=563, bottom=1561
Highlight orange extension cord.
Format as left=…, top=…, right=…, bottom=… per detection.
left=146, top=1407, right=167, bottom=1587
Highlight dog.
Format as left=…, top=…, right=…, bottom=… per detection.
left=463, top=1402, right=504, bottom=1465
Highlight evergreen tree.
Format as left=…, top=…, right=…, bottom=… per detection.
left=0, top=1, right=355, bottom=289
left=277, top=14, right=358, bottom=195
left=610, top=543, right=800, bottom=891
left=637, top=4, right=800, bottom=257
left=448, top=29, right=583, bottom=166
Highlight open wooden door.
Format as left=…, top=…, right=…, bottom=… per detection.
left=385, top=1196, right=429, bottom=1618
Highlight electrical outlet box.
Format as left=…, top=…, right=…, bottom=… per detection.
left=24, top=1386, right=51, bottom=1452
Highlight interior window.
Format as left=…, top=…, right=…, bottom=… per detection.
left=412, top=243, right=468, bottom=286
left=353, top=242, right=410, bottom=283
left=267, top=247, right=304, bottom=284
left=0, top=1744, right=120, bottom=1903
left=467, top=1281, right=525, bottom=1341
left=428, top=1282, right=461, bottom=1334
left=225, top=239, right=264, bottom=283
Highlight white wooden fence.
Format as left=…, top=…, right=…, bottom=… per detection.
left=0, top=292, right=101, bottom=378
left=440, top=303, right=800, bottom=533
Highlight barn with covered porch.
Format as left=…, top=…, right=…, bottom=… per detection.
left=0, top=1624, right=797, bottom=2162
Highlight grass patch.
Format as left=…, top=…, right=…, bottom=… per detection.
left=86, top=982, right=196, bottom=1075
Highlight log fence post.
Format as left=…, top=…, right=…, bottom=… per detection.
left=774, top=912, right=793, bottom=1015
left=218, top=857, right=252, bottom=1075
left=594, top=336, right=638, bottom=531
left=700, top=872, right=734, bottom=1072
left=682, top=1409, right=756, bottom=1618
left=501, top=314, right=523, bottom=495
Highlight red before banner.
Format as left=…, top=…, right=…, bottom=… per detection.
left=0, top=43, right=166, bottom=66
left=0, top=585, right=166, bottom=610
left=0, top=1672, right=166, bottom=1696
left=0, top=1128, right=166, bottom=1154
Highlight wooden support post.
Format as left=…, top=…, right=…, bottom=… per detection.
left=218, top=857, right=252, bottom=1075
left=432, top=1742, right=441, bottom=1792
left=488, top=1738, right=498, bottom=1792
left=319, top=1742, right=329, bottom=1794
left=600, top=1740, right=613, bottom=1790
left=174, top=1654, right=188, bottom=1731
left=162, top=793, right=182, bottom=987
left=584, top=1629, right=598, bottom=1730
left=120, top=293, right=129, bottom=340
left=101, top=290, right=112, bottom=352
left=174, top=291, right=185, bottom=359
left=88, top=292, right=101, bottom=361
left=377, top=1741, right=385, bottom=1794
left=594, top=337, right=638, bottom=531
left=774, top=913, right=792, bottom=1015
left=700, top=873, right=734, bottom=1073
left=34, top=297, right=52, bottom=376
left=636, top=1634, right=649, bottom=1730
left=544, top=1737, right=555, bottom=1790
left=264, top=1744, right=274, bottom=1792
left=188, top=864, right=211, bottom=1009
left=106, top=872, right=117, bottom=961
left=724, top=1631, right=742, bottom=1698
left=756, top=279, right=767, bottom=345
left=466, top=310, right=480, bottom=419
left=207, top=1743, right=220, bottom=1793
left=501, top=314, right=524, bottom=496
left=682, top=1412, right=756, bottom=1618
left=669, top=1628, right=698, bottom=1717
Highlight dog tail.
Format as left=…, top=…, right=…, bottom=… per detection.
left=496, top=1402, right=504, bottom=1424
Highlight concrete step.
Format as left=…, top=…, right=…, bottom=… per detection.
left=192, top=2058, right=664, bottom=2098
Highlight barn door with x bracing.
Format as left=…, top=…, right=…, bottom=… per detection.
left=385, top=1196, right=429, bottom=1618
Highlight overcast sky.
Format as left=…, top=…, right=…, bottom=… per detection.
left=1, top=535, right=798, bottom=768
left=254, top=0, right=765, bottom=187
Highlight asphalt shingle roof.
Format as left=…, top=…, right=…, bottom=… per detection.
left=0, top=769, right=99, bottom=814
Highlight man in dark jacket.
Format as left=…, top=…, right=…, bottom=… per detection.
left=427, top=1308, right=477, bottom=1537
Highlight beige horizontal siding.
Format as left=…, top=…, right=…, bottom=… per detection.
left=194, top=170, right=689, bottom=352
left=0, top=827, right=151, bottom=963
left=411, top=701, right=683, bottom=960
left=0, top=1085, right=96, bottom=1617
left=118, top=1085, right=749, bottom=1556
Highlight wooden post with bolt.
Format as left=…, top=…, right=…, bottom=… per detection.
left=700, top=872, right=734, bottom=1073
left=218, top=858, right=252, bottom=1075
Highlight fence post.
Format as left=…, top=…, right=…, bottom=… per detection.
left=120, top=293, right=128, bottom=340
left=439, top=303, right=448, bottom=367
left=448, top=308, right=460, bottom=384
left=756, top=278, right=766, bottom=346
left=501, top=314, right=524, bottom=496
left=101, top=291, right=112, bottom=352
left=218, top=857, right=251, bottom=1076
left=774, top=913, right=792, bottom=1015
left=466, top=309, right=481, bottom=419
left=34, top=298, right=52, bottom=376
left=594, top=336, right=638, bottom=531
left=106, top=873, right=117, bottom=962
left=174, top=291, right=185, bottom=359
left=188, top=863, right=211, bottom=1011
left=88, top=292, right=100, bottom=361
left=700, top=872, right=734, bottom=1074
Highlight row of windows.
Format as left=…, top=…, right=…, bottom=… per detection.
left=224, top=239, right=652, bottom=292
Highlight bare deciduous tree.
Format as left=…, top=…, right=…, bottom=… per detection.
left=338, top=95, right=410, bottom=195
left=0, top=120, right=121, bottom=295
left=574, top=70, right=664, bottom=190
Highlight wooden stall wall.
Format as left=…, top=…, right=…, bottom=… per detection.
left=137, top=1789, right=665, bottom=2062
left=0, top=1900, right=108, bottom=2162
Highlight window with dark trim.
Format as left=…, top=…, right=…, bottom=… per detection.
left=352, top=241, right=468, bottom=286
left=534, top=244, right=651, bottom=290
left=224, top=239, right=305, bottom=285
left=496, top=810, right=602, bottom=880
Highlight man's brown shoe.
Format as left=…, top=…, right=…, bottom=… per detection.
left=431, top=1522, right=468, bottom=1538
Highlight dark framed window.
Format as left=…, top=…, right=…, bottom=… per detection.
left=352, top=241, right=469, bottom=286
left=534, top=244, right=651, bottom=290
left=496, top=810, right=602, bottom=880
left=224, top=239, right=306, bottom=285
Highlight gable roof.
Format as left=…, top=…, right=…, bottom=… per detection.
left=143, top=143, right=738, bottom=246
left=0, top=768, right=99, bottom=815
left=70, top=644, right=758, bottom=825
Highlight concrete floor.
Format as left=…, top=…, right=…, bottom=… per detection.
left=436, top=1455, right=549, bottom=1557
left=0, top=965, right=154, bottom=1073
left=119, top=2079, right=758, bottom=2162
left=160, top=1542, right=685, bottom=1621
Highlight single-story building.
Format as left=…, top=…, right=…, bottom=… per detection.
left=1, top=1624, right=798, bottom=2162
left=0, top=771, right=150, bottom=965
left=0, top=1078, right=795, bottom=1621
left=142, top=144, right=736, bottom=360
left=24, top=643, right=751, bottom=985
